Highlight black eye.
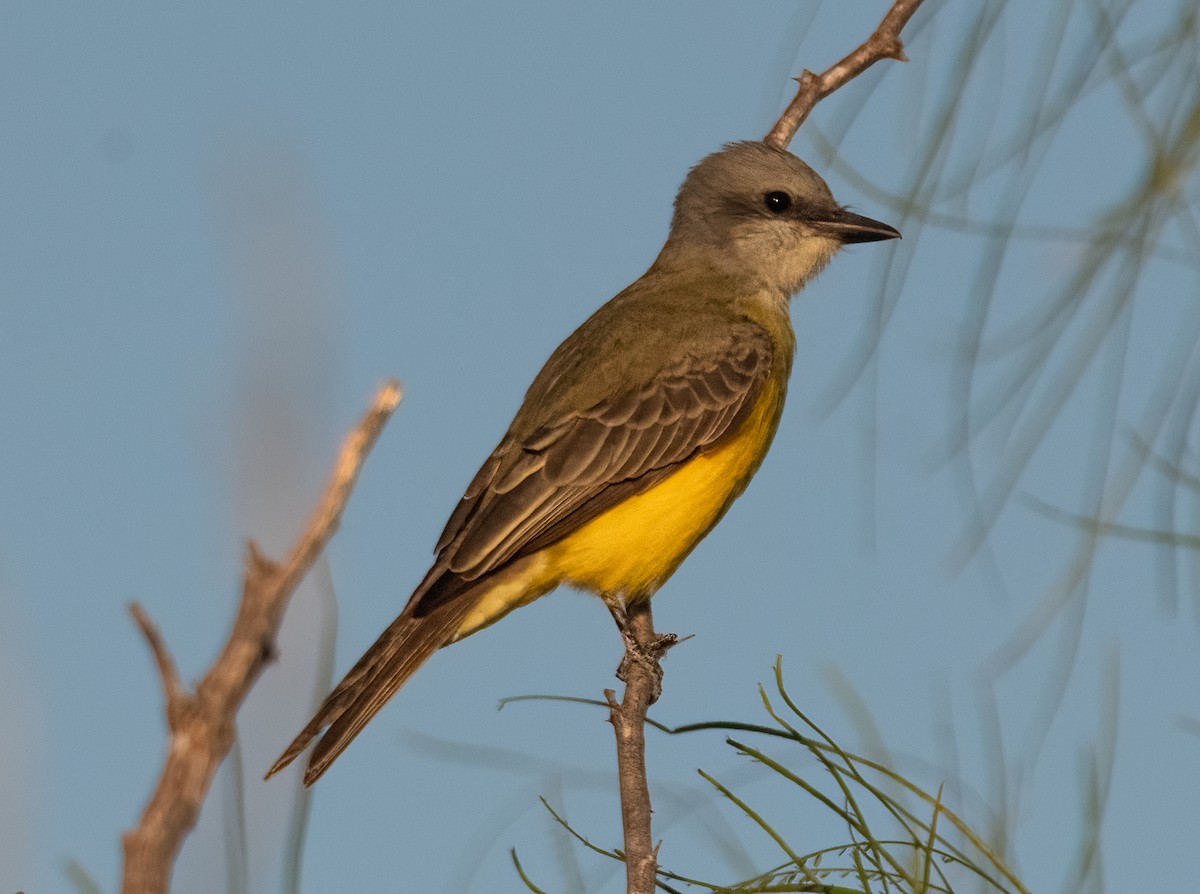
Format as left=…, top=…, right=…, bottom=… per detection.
left=763, top=191, right=792, bottom=213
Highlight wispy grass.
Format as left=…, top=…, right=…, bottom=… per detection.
left=280, top=559, right=338, bottom=894
left=64, top=859, right=105, bottom=894
left=804, top=0, right=1198, bottom=778
left=510, top=659, right=1028, bottom=894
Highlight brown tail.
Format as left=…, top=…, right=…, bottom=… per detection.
left=266, top=585, right=481, bottom=786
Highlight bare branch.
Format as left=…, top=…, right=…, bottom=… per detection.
left=121, top=380, right=403, bottom=894
left=764, top=0, right=926, bottom=149
left=607, top=600, right=680, bottom=894
left=129, top=602, right=187, bottom=728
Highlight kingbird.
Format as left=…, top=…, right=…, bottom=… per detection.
left=268, top=141, right=899, bottom=785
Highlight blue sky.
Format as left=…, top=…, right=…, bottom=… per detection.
left=3, top=2, right=1198, bottom=892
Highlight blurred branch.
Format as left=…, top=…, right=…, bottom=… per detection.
left=120, top=380, right=402, bottom=894
left=764, top=0, right=925, bottom=149
left=1025, top=493, right=1200, bottom=551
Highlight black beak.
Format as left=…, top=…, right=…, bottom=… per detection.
left=810, top=207, right=901, bottom=244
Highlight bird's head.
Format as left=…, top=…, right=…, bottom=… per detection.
left=661, top=141, right=899, bottom=295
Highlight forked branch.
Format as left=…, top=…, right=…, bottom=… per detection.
left=121, top=380, right=402, bottom=894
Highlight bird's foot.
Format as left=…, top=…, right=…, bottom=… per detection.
left=608, top=600, right=688, bottom=704
left=615, top=633, right=681, bottom=704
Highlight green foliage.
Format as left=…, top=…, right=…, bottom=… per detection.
left=64, top=859, right=105, bottom=894
left=511, top=659, right=1027, bottom=894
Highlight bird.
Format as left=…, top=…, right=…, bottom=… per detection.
left=267, top=140, right=899, bottom=785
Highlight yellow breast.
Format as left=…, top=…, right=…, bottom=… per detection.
left=543, top=377, right=785, bottom=599
left=454, top=373, right=788, bottom=639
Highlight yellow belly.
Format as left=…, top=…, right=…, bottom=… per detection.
left=455, top=379, right=784, bottom=637
left=546, top=385, right=780, bottom=597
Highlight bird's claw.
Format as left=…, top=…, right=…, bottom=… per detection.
left=614, top=629, right=683, bottom=704
left=606, top=597, right=688, bottom=704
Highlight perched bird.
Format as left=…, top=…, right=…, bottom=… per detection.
left=268, top=141, right=899, bottom=785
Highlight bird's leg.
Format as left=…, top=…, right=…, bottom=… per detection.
left=605, top=596, right=684, bottom=704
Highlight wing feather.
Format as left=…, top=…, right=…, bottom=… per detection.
left=418, top=327, right=773, bottom=612
left=544, top=417, right=610, bottom=483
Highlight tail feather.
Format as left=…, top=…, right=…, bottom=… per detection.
left=266, top=587, right=481, bottom=785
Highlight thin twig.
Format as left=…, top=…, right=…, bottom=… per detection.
left=120, top=380, right=403, bottom=894
left=607, top=600, right=677, bottom=894
left=129, top=603, right=187, bottom=726
left=764, top=0, right=926, bottom=149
